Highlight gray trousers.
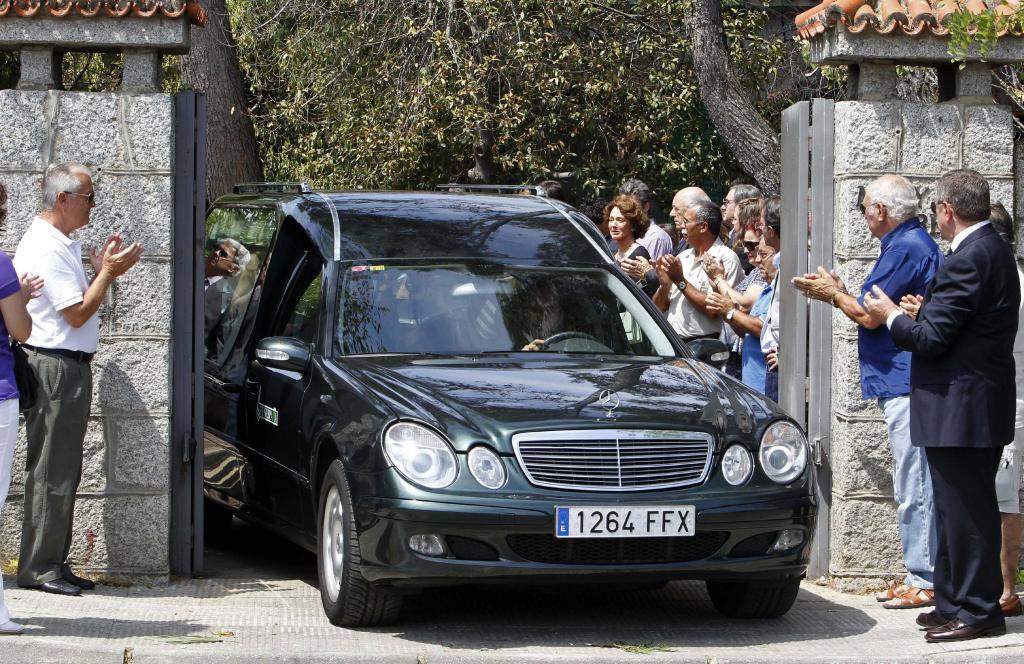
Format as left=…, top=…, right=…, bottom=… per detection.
left=17, top=350, right=92, bottom=586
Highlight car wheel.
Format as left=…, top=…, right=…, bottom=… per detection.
left=705, top=578, right=801, bottom=618
left=318, top=459, right=402, bottom=626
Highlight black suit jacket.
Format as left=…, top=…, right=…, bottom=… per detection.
left=889, top=223, right=1019, bottom=448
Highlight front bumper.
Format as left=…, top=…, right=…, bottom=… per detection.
left=353, top=492, right=815, bottom=587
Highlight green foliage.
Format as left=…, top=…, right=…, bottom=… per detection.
left=946, top=5, right=1024, bottom=64
left=226, top=0, right=796, bottom=200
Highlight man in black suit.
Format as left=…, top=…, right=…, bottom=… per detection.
left=863, top=169, right=1019, bottom=642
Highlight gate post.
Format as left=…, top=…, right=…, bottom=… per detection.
left=0, top=7, right=206, bottom=583
left=794, top=6, right=1020, bottom=591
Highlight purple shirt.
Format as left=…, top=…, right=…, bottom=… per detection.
left=0, top=253, right=21, bottom=402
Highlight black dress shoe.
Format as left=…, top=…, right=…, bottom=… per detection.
left=924, top=619, right=1006, bottom=642
left=916, top=610, right=949, bottom=629
left=63, top=571, right=95, bottom=590
left=29, top=579, right=82, bottom=596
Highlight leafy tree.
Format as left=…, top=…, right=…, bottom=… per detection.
left=225, top=0, right=798, bottom=199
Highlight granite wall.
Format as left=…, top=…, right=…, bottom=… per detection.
left=0, top=89, right=173, bottom=582
left=828, top=98, right=1019, bottom=591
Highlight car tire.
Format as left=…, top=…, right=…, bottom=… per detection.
left=705, top=578, right=801, bottom=618
left=317, top=459, right=402, bottom=627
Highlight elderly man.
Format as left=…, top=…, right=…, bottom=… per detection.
left=863, top=169, right=1018, bottom=642
left=721, top=184, right=761, bottom=245
left=14, top=163, right=142, bottom=596
left=654, top=202, right=741, bottom=343
left=793, top=175, right=943, bottom=610
left=205, top=238, right=251, bottom=360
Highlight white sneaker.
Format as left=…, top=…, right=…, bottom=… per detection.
left=0, top=620, right=25, bottom=635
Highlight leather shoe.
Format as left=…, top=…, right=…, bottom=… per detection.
left=63, top=571, right=95, bottom=591
left=27, top=579, right=81, bottom=596
left=1001, top=594, right=1023, bottom=618
left=924, top=619, right=1006, bottom=642
left=916, top=610, right=949, bottom=630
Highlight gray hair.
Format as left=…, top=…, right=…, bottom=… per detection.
left=865, top=175, right=918, bottom=223
left=675, top=186, right=713, bottom=210
left=935, top=169, right=990, bottom=222
left=43, top=162, right=93, bottom=209
left=619, top=178, right=652, bottom=206
left=221, top=238, right=252, bottom=270
left=730, top=184, right=762, bottom=205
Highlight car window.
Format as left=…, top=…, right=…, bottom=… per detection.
left=336, top=263, right=677, bottom=357
left=281, top=270, right=323, bottom=345
left=204, top=206, right=278, bottom=371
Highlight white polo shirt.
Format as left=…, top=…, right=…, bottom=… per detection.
left=666, top=238, right=742, bottom=339
left=13, top=217, right=100, bottom=353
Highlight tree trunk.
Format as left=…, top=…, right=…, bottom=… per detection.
left=683, top=0, right=781, bottom=194
left=179, top=0, right=262, bottom=203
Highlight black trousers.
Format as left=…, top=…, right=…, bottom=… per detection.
left=925, top=446, right=1006, bottom=628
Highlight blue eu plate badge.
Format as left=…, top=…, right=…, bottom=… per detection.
left=556, top=507, right=569, bottom=537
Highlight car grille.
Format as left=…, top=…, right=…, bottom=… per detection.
left=512, top=429, right=714, bottom=491
left=507, top=532, right=729, bottom=564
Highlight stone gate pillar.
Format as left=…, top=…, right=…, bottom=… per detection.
left=0, top=2, right=205, bottom=583
left=796, top=1, right=1024, bottom=590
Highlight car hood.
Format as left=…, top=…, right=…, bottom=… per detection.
left=335, top=355, right=778, bottom=452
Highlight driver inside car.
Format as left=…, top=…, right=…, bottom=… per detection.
left=517, top=278, right=567, bottom=351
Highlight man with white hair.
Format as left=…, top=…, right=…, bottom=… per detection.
left=13, top=162, right=142, bottom=596
left=792, top=174, right=943, bottom=610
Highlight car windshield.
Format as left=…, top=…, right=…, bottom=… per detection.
left=336, top=263, right=678, bottom=357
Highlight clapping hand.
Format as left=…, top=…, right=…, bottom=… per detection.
left=655, top=254, right=684, bottom=286
left=702, top=255, right=725, bottom=282
left=619, top=256, right=651, bottom=280
left=862, top=285, right=899, bottom=325
left=18, top=272, right=44, bottom=304
left=90, top=234, right=122, bottom=274
left=706, top=292, right=733, bottom=317
left=100, top=238, right=144, bottom=278
left=900, top=294, right=924, bottom=321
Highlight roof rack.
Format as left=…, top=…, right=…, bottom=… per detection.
left=233, top=182, right=312, bottom=195
left=435, top=183, right=535, bottom=195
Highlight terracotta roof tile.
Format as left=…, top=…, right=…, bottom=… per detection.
left=795, top=0, right=1024, bottom=40
left=0, top=0, right=207, bottom=26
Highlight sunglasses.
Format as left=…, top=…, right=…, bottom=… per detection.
left=65, top=190, right=96, bottom=204
left=743, top=241, right=759, bottom=251
left=213, top=246, right=234, bottom=260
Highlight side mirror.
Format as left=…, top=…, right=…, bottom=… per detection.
left=255, top=337, right=311, bottom=373
left=686, top=338, right=730, bottom=370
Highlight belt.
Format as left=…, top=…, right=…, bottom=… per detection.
left=21, top=344, right=95, bottom=364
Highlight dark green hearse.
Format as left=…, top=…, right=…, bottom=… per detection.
left=201, top=184, right=815, bottom=627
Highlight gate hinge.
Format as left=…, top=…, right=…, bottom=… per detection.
left=184, top=435, right=198, bottom=464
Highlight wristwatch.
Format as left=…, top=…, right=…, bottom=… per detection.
left=725, top=309, right=736, bottom=322
left=676, top=276, right=687, bottom=291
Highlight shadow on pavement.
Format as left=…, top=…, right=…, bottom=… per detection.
left=390, top=581, right=878, bottom=649
left=17, top=616, right=201, bottom=639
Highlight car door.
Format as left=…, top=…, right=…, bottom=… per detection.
left=243, top=246, right=325, bottom=530
left=203, top=206, right=279, bottom=509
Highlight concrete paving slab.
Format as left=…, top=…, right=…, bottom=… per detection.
left=2, top=575, right=1023, bottom=663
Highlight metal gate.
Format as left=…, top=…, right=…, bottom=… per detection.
left=779, top=99, right=835, bottom=579
left=169, top=91, right=208, bottom=576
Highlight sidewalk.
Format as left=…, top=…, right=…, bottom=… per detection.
left=3, top=575, right=1023, bottom=663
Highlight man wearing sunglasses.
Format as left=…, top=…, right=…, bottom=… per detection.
left=204, top=238, right=251, bottom=360
left=793, top=175, right=942, bottom=611
left=12, top=162, right=143, bottom=597
left=863, top=170, right=1019, bottom=642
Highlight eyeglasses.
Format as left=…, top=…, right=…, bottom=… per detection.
left=743, top=241, right=759, bottom=251
left=930, top=200, right=947, bottom=215
left=65, top=190, right=95, bottom=204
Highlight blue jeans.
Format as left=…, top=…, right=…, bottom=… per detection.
left=879, top=396, right=936, bottom=590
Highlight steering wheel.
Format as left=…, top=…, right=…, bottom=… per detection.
left=538, top=331, right=608, bottom=352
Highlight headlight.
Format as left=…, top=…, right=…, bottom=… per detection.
left=467, top=446, right=506, bottom=489
left=759, top=421, right=808, bottom=484
left=383, top=422, right=458, bottom=489
left=721, top=444, right=754, bottom=486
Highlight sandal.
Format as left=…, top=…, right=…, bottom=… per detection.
left=875, top=582, right=909, bottom=602
left=882, top=587, right=935, bottom=609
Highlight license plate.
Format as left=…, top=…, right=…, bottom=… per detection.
left=554, top=505, right=695, bottom=538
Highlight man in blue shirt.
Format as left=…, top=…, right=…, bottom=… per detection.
left=792, top=175, right=943, bottom=610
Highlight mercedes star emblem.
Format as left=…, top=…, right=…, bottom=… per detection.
left=597, top=389, right=620, bottom=417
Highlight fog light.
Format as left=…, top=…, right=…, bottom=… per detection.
left=408, top=534, right=446, bottom=557
left=769, top=529, right=805, bottom=553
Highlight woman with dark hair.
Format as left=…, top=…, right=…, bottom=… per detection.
left=0, top=181, right=44, bottom=635
left=605, top=195, right=657, bottom=296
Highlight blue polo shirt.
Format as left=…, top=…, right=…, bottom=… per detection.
left=856, top=217, right=942, bottom=399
